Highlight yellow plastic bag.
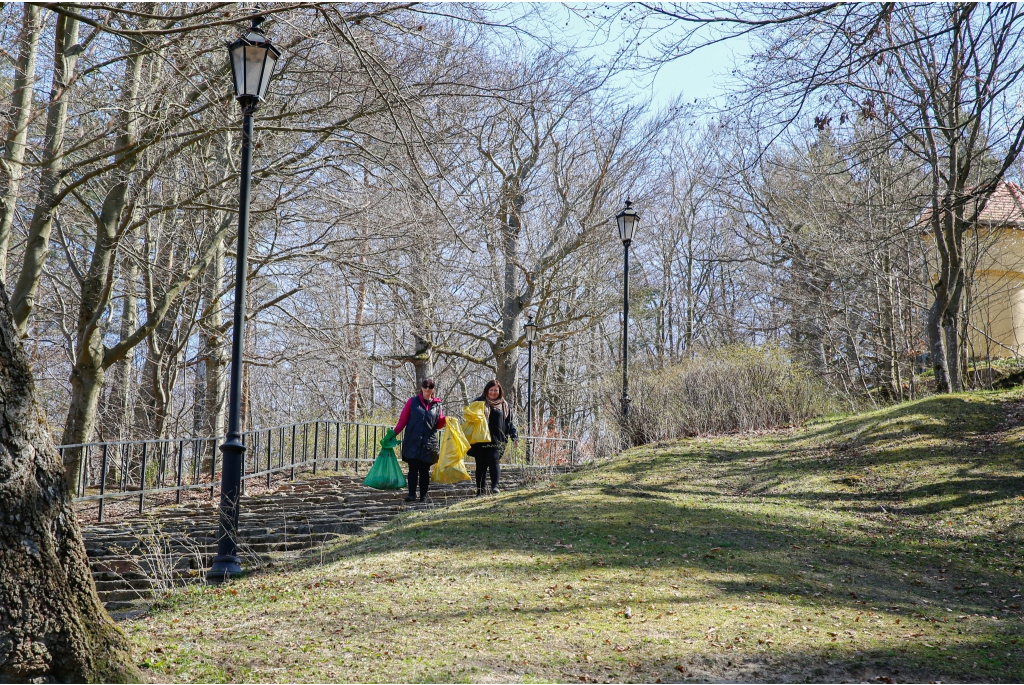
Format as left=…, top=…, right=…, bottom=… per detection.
left=462, top=401, right=492, bottom=444
left=432, top=418, right=471, bottom=484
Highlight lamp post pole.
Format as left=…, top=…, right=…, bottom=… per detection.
left=208, top=102, right=254, bottom=581
left=527, top=339, right=533, bottom=431
left=615, top=200, right=639, bottom=423
left=524, top=317, right=537, bottom=464
left=622, top=238, right=630, bottom=419
left=209, top=16, right=280, bottom=582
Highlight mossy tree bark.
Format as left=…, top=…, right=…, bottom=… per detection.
left=0, top=283, right=138, bottom=682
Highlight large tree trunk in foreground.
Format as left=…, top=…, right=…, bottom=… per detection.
left=0, top=284, right=137, bottom=682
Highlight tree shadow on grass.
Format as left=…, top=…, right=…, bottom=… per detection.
left=628, top=638, right=1020, bottom=683
left=305, top=489, right=1022, bottom=621
left=786, top=394, right=1009, bottom=444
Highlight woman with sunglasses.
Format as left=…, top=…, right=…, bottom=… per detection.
left=392, top=378, right=446, bottom=502
left=468, top=379, right=518, bottom=495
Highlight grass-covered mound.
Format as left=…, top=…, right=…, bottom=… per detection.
left=130, top=389, right=1024, bottom=683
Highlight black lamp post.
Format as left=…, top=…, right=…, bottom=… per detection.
left=524, top=316, right=538, bottom=463
left=208, top=16, right=281, bottom=582
left=615, top=200, right=639, bottom=420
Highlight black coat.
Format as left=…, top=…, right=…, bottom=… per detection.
left=467, top=397, right=518, bottom=460
left=401, top=395, right=443, bottom=464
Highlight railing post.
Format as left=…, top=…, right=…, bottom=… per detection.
left=159, top=441, right=166, bottom=488
left=266, top=428, right=272, bottom=488
left=120, top=444, right=128, bottom=492
left=278, top=427, right=284, bottom=473
left=354, top=423, right=360, bottom=475
left=240, top=432, right=247, bottom=495
left=176, top=440, right=184, bottom=504
left=210, top=439, right=217, bottom=499
left=139, top=442, right=148, bottom=515
left=334, top=421, right=340, bottom=471
left=302, top=423, right=308, bottom=473
left=98, top=444, right=109, bottom=523
left=80, top=444, right=89, bottom=498
left=290, top=424, right=296, bottom=480
left=313, top=421, right=319, bottom=475
left=346, top=422, right=351, bottom=473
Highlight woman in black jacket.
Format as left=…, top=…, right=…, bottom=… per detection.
left=468, top=380, right=518, bottom=495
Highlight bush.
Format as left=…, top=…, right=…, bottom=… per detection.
left=615, top=345, right=834, bottom=447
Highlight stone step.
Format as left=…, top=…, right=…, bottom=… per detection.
left=99, top=588, right=155, bottom=602
left=82, top=467, right=561, bottom=611
left=94, top=578, right=155, bottom=591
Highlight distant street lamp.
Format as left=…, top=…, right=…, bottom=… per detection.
left=615, top=200, right=639, bottom=420
left=209, top=16, right=281, bottom=582
left=524, top=316, right=538, bottom=463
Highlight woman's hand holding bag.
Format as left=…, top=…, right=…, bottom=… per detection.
left=363, top=428, right=406, bottom=490
left=431, top=418, right=471, bottom=484
left=462, top=401, right=492, bottom=444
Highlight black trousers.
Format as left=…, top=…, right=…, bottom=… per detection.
left=474, top=453, right=500, bottom=493
left=407, top=460, right=432, bottom=499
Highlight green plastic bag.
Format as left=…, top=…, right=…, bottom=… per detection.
left=363, top=429, right=407, bottom=490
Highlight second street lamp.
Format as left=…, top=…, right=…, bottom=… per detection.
left=524, top=316, right=538, bottom=463
left=615, top=200, right=639, bottom=421
left=209, top=16, right=282, bottom=582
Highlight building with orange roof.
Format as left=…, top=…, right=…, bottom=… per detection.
left=941, top=181, right=1024, bottom=358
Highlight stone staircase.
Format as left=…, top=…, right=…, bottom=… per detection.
left=83, top=469, right=544, bottom=613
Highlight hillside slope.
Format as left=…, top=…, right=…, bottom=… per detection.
left=130, top=390, right=1024, bottom=683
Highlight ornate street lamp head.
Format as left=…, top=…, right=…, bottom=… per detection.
left=616, top=199, right=640, bottom=245
left=524, top=317, right=538, bottom=343
left=227, top=15, right=282, bottom=107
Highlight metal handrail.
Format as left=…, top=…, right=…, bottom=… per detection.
left=63, top=419, right=580, bottom=523
left=63, top=419, right=394, bottom=522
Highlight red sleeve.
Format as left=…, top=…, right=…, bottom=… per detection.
left=393, top=398, right=414, bottom=435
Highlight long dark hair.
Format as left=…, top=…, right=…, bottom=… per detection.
left=481, top=379, right=504, bottom=400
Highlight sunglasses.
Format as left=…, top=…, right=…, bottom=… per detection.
left=421, top=383, right=435, bottom=389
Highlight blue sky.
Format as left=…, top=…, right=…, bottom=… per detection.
left=532, top=3, right=748, bottom=113
left=645, top=35, right=741, bottom=109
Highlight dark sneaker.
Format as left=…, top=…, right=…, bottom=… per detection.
left=404, top=495, right=416, bottom=502
left=491, top=488, right=500, bottom=495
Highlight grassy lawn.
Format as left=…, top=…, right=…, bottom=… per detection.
left=128, top=389, right=1024, bottom=683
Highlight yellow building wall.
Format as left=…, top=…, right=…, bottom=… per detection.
left=968, top=227, right=1024, bottom=358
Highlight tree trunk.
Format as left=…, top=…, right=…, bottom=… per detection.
left=201, top=234, right=226, bottom=438
left=927, top=291, right=951, bottom=392
left=495, top=193, right=525, bottom=401
left=60, top=35, right=147, bottom=489
left=10, top=13, right=80, bottom=336
left=0, top=283, right=138, bottom=683
left=407, top=246, right=434, bottom=386
left=348, top=264, right=367, bottom=421
left=0, top=4, right=42, bottom=285
left=101, top=230, right=140, bottom=443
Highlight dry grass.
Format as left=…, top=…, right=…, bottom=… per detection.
left=127, top=389, right=1024, bottom=683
